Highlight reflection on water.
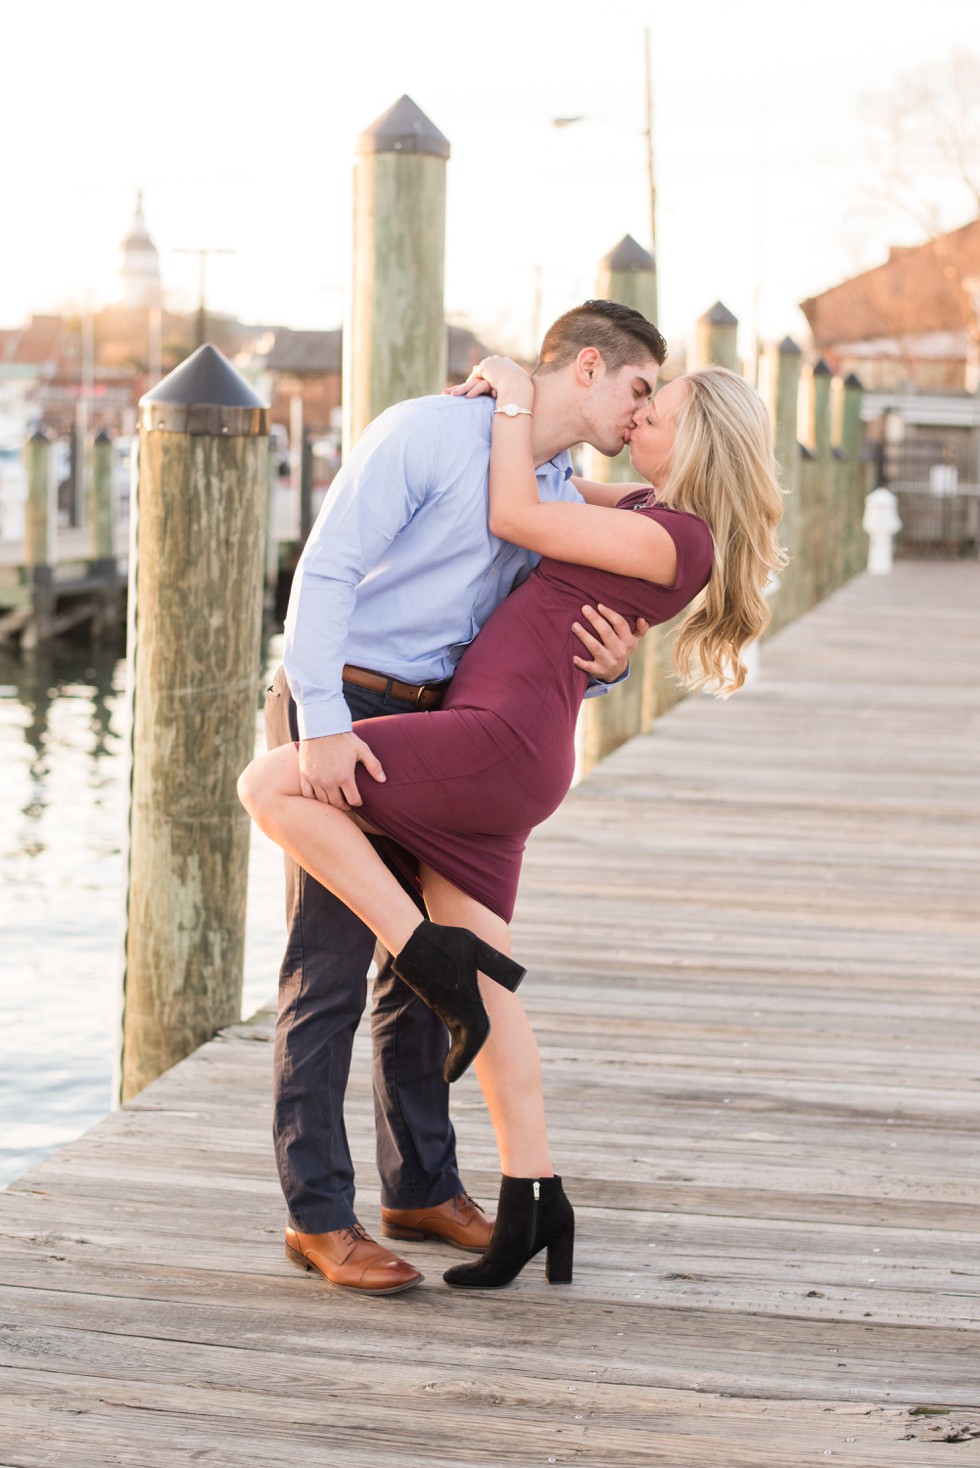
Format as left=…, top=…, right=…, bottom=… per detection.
left=0, top=633, right=287, bottom=1189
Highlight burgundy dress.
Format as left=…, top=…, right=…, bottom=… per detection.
left=354, top=494, right=713, bottom=922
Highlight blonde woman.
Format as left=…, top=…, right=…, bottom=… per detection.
left=239, top=356, right=785, bottom=1291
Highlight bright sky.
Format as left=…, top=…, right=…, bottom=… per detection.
left=3, top=0, right=978, bottom=359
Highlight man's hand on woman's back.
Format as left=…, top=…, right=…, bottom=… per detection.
left=573, top=603, right=649, bottom=681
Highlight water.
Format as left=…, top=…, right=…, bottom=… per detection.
left=0, top=633, right=287, bottom=1189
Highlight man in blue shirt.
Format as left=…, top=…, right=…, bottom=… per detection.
left=266, top=300, right=667, bottom=1293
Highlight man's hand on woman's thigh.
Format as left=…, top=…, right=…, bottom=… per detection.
left=298, top=732, right=386, bottom=809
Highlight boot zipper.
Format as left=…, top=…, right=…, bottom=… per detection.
left=528, top=1179, right=540, bottom=1253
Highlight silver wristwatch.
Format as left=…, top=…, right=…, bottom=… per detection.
left=493, top=403, right=533, bottom=418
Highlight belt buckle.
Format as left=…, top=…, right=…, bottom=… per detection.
left=414, top=683, right=431, bottom=707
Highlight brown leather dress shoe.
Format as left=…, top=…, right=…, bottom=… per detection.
left=285, top=1223, right=422, bottom=1294
left=380, top=1191, right=494, bottom=1253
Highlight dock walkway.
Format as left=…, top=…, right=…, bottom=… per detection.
left=1, top=562, right=978, bottom=1466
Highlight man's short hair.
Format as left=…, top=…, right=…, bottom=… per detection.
left=534, top=299, right=668, bottom=376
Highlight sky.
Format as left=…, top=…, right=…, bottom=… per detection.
left=2, top=0, right=978, bottom=361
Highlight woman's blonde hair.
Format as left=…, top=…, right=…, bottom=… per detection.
left=662, top=367, right=787, bottom=696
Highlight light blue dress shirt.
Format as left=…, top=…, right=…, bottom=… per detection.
left=284, top=393, right=613, bottom=738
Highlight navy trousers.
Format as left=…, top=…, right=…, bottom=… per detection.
left=264, top=665, right=461, bottom=1233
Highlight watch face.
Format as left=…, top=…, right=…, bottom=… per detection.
left=503, top=403, right=518, bottom=416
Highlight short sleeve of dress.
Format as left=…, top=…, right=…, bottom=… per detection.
left=635, top=504, right=714, bottom=600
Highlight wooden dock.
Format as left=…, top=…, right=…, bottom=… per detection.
left=1, top=560, right=978, bottom=1466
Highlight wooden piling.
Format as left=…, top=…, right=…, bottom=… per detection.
left=344, top=95, right=450, bottom=451
left=120, top=345, right=269, bottom=1102
left=840, top=372, right=868, bottom=581
left=264, top=444, right=280, bottom=613
left=577, top=235, right=668, bottom=771
left=22, top=429, right=55, bottom=649
left=583, top=235, right=658, bottom=484
left=89, top=429, right=115, bottom=561
left=23, top=429, right=53, bottom=572
left=809, top=360, right=834, bottom=605
left=692, top=301, right=739, bottom=371
left=760, top=336, right=802, bottom=630
left=89, top=429, right=121, bottom=639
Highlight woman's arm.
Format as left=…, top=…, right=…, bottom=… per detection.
left=476, top=357, right=677, bottom=585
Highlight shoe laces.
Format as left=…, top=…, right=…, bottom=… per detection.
left=341, top=1223, right=370, bottom=1246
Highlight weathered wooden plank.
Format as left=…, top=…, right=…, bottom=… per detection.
left=0, top=562, right=977, bottom=1465
left=1, top=1367, right=974, bottom=1467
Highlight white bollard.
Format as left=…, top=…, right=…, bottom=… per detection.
left=863, top=487, right=902, bottom=575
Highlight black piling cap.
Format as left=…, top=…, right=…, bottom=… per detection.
left=812, top=358, right=833, bottom=377
left=143, top=344, right=266, bottom=410
left=94, top=427, right=112, bottom=444
left=602, top=235, right=655, bottom=273
left=701, top=301, right=738, bottom=326
left=29, top=427, right=50, bottom=443
left=844, top=371, right=863, bottom=390
left=357, top=95, right=451, bottom=160
left=778, top=336, right=802, bottom=356
left=139, top=344, right=268, bottom=436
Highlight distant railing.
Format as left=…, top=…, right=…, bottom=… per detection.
left=892, top=484, right=980, bottom=556
left=878, top=437, right=980, bottom=555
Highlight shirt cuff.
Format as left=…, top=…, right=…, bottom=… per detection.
left=294, top=695, right=354, bottom=739
left=583, top=663, right=631, bottom=698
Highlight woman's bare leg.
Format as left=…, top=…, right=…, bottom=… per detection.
left=238, top=744, right=423, bottom=958
left=420, top=864, right=553, bottom=1180
left=240, top=745, right=552, bottom=1177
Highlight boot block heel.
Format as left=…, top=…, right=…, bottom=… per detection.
left=474, top=939, right=526, bottom=993
left=545, top=1229, right=574, bottom=1284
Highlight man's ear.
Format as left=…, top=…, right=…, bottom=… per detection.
left=575, top=347, right=602, bottom=385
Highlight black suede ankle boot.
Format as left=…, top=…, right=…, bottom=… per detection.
left=443, top=1174, right=574, bottom=1288
left=392, top=922, right=526, bottom=1083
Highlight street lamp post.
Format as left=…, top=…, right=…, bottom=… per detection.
left=552, top=28, right=657, bottom=320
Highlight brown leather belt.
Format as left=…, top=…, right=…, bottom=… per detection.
left=342, top=663, right=449, bottom=709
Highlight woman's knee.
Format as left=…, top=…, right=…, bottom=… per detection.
left=238, top=754, right=274, bottom=818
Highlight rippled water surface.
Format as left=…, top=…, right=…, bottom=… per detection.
left=0, top=635, right=286, bottom=1189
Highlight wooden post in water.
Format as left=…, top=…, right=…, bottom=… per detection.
left=344, top=95, right=450, bottom=452
left=264, top=444, right=280, bottom=613
left=22, top=429, right=55, bottom=650
left=759, top=336, right=802, bottom=629
left=89, top=428, right=120, bottom=638
left=89, top=430, right=115, bottom=561
left=120, top=345, right=269, bottom=1102
left=692, top=301, right=739, bottom=371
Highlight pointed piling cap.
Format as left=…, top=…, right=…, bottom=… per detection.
left=812, top=358, right=833, bottom=377
left=602, top=234, right=655, bottom=273
left=844, top=371, right=863, bottom=390
left=139, top=343, right=269, bottom=436
left=357, top=95, right=451, bottom=160
left=29, top=426, right=50, bottom=444
left=778, top=335, right=802, bottom=356
left=700, top=301, right=738, bottom=327
left=94, top=427, right=112, bottom=444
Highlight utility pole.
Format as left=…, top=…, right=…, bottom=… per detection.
left=643, top=26, right=657, bottom=322
left=174, top=247, right=234, bottom=347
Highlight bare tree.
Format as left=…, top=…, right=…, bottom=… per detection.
left=846, top=50, right=980, bottom=385
left=859, top=49, right=980, bottom=236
